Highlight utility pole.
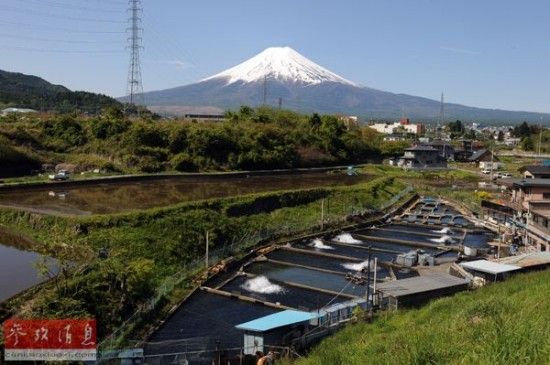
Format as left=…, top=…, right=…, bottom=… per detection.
left=372, top=257, right=378, bottom=306
left=437, top=92, right=445, bottom=139
left=366, top=246, right=373, bottom=309
left=205, top=231, right=209, bottom=270
left=278, top=97, right=282, bottom=110
left=126, top=0, right=144, bottom=108
left=539, top=117, right=543, bottom=157
left=320, top=199, right=325, bottom=230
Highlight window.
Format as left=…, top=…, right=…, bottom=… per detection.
left=543, top=192, right=550, bottom=199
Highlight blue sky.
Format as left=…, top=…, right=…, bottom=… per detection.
left=1, top=0, right=550, bottom=113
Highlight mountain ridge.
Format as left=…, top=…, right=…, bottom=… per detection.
left=133, top=47, right=549, bottom=123
left=0, top=69, right=121, bottom=113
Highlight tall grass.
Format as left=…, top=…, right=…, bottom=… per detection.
left=286, top=270, right=550, bottom=365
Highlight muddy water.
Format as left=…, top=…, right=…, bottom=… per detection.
left=0, top=172, right=371, bottom=215
left=0, top=243, right=56, bottom=303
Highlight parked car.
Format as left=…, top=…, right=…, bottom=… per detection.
left=49, top=170, right=71, bottom=181
left=500, top=172, right=512, bottom=178
left=481, top=169, right=491, bottom=174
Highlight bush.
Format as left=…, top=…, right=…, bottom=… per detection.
left=171, top=153, right=198, bottom=172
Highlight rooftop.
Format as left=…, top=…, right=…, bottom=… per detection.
left=468, top=149, right=490, bottom=162
left=235, top=310, right=319, bottom=333
left=512, top=178, right=550, bottom=188
left=497, top=252, right=550, bottom=268
left=460, top=260, right=521, bottom=275
left=518, top=165, right=550, bottom=175
left=376, top=272, right=469, bottom=298
left=405, top=145, right=438, bottom=152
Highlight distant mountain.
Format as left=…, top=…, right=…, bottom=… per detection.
left=136, top=47, right=549, bottom=123
left=0, top=69, right=120, bottom=113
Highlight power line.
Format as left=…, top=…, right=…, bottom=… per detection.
left=0, top=20, right=124, bottom=33
left=14, top=0, right=124, bottom=14
left=0, top=32, right=123, bottom=44
left=0, top=4, right=125, bottom=23
left=0, top=44, right=123, bottom=54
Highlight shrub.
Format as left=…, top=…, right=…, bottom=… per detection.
left=171, top=153, right=198, bottom=172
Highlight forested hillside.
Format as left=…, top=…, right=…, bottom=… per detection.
left=0, top=69, right=120, bottom=113
left=0, top=106, right=407, bottom=177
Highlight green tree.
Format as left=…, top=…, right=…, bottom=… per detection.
left=521, top=136, right=535, bottom=151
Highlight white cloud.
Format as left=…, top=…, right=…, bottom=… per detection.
left=439, top=46, right=480, bottom=55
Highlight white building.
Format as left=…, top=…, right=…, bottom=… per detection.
left=369, top=118, right=424, bottom=135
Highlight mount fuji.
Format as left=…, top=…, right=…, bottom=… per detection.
left=137, top=47, right=548, bottom=122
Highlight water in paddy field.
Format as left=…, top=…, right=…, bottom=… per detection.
left=222, top=275, right=348, bottom=310
left=0, top=172, right=372, bottom=215
left=0, top=243, right=57, bottom=303
left=145, top=291, right=279, bottom=357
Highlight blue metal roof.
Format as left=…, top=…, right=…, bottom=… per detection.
left=235, top=310, right=319, bottom=333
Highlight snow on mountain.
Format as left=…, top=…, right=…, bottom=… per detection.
left=202, top=46, right=357, bottom=86
left=134, top=47, right=550, bottom=122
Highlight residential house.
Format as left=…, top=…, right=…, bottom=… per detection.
left=468, top=149, right=501, bottom=170
left=519, top=165, right=550, bottom=179
left=453, top=140, right=473, bottom=162
left=396, top=145, right=447, bottom=169
left=425, top=140, right=455, bottom=160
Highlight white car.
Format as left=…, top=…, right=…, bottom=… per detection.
left=500, top=172, right=512, bottom=178
left=481, top=169, right=491, bottom=174
left=49, top=170, right=71, bottom=181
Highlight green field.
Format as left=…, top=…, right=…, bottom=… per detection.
left=285, top=270, right=550, bottom=365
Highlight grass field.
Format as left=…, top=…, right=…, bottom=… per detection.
left=284, top=270, right=550, bottom=365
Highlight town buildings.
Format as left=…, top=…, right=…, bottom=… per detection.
left=369, top=118, right=425, bottom=135
left=391, top=145, right=447, bottom=169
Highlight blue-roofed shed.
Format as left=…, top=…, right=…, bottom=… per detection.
left=236, top=310, right=320, bottom=332
left=236, top=310, right=321, bottom=355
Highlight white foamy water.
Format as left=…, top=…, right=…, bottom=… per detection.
left=241, top=276, right=285, bottom=294
left=309, top=238, right=334, bottom=250
left=333, top=233, right=362, bottom=244
left=430, top=235, right=455, bottom=244
left=432, top=227, right=453, bottom=234
left=342, top=259, right=376, bottom=272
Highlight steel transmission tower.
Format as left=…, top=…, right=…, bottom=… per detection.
left=126, top=0, right=143, bottom=106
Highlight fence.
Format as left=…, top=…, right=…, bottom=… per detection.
left=97, top=185, right=415, bottom=359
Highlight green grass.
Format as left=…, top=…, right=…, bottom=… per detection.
left=285, top=270, right=550, bottom=365
left=0, top=176, right=410, bottom=341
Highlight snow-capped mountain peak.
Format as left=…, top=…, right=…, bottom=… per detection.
left=202, top=46, right=357, bottom=86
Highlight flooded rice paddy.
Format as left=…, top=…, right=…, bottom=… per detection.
left=0, top=243, right=56, bottom=303
left=0, top=172, right=372, bottom=215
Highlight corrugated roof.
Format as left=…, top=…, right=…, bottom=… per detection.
left=497, top=252, right=550, bottom=268
left=235, top=310, right=319, bottom=332
left=460, top=260, right=521, bottom=274
left=376, top=272, right=469, bottom=298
